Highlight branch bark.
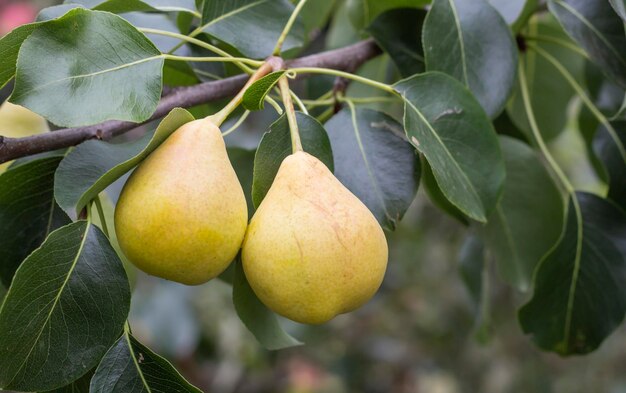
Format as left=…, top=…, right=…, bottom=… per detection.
left=0, top=39, right=381, bottom=164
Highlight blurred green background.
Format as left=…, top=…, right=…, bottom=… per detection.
left=1, top=1, right=626, bottom=392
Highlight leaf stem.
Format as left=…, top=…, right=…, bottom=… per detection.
left=527, top=43, right=626, bottom=164
left=290, top=90, right=308, bottom=115
left=278, top=76, right=303, bottom=152
left=162, top=54, right=263, bottom=67
left=140, top=28, right=255, bottom=73
left=208, top=59, right=280, bottom=126
left=222, top=110, right=251, bottom=137
left=94, top=195, right=109, bottom=237
left=273, top=0, right=309, bottom=55
left=290, top=67, right=396, bottom=94
left=518, top=59, right=574, bottom=194
left=302, top=96, right=399, bottom=107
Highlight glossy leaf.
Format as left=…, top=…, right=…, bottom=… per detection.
left=482, top=137, right=564, bottom=291
left=233, top=259, right=302, bottom=350
left=610, top=0, right=626, bottom=21
left=0, top=156, right=70, bottom=287
left=549, top=0, right=626, bottom=88
left=199, top=0, right=304, bottom=59
left=366, top=8, right=426, bottom=77
left=423, top=0, right=518, bottom=117
left=394, top=72, right=505, bottom=222
left=0, top=221, right=130, bottom=391
left=519, top=192, right=626, bottom=355
left=421, top=157, right=469, bottom=225
left=324, top=107, right=420, bottom=230
left=242, top=71, right=285, bottom=111
left=594, top=121, right=626, bottom=211
left=252, top=112, right=334, bottom=208
left=90, top=332, right=201, bottom=392
left=55, top=108, right=194, bottom=216
left=346, top=0, right=431, bottom=30
left=508, top=15, right=584, bottom=141
left=487, top=0, right=528, bottom=24
left=10, top=8, right=164, bottom=127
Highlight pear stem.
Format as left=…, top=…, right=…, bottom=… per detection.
left=278, top=76, right=303, bottom=153
left=207, top=57, right=282, bottom=127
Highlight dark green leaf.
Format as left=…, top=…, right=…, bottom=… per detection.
left=233, top=259, right=302, bottom=350
left=482, top=136, right=564, bottom=291
left=394, top=72, right=505, bottom=222
left=10, top=9, right=164, bottom=127
left=487, top=0, right=530, bottom=24
left=610, top=0, right=626, bottom=21
left=0, top=156, right=70, bottom=287
left=346, top=0, right=430, bottom=30
left=324, top=107, right=420, bottom=230
left=519, top=192, right=626, bottom=355
left=252, top=112, right=334, bottom=208
left=366, top=8, right=426, bottom=77
left=0, top=221, right=130, bottom=391
left=199, top=0, right=304, bottom=59
left=458, top=234, right=491, bottom=342
left=549, top=0, right=626, bottom=88
left=55, top=108, right=194, bottom=216
left=300, top=0, right=337, bottom=36
left=44, top=370, right=94, bottom=393
left=421, top=157, right=469, bottom=224
left=507, top=15, right=584, bottom=141
left=423, top=0, right=518, bottom=117
left=90, top=332, right=201, bottom=392
left=228, top=148, right=256, bottom=215
left=594, top=121, right=626, bottom=211
left=242, top=71, right=285, bottom=111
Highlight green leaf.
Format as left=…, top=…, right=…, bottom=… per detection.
left=609, top=0, right=626, bottom=21
left=394, top=72, right=505, bottom=222
left=366, top=8, right=426, bottom=77
left=487, top=0, right=530, bottom=25
left=519, top=192, right=626, bottom=355
left=55, top=108, right=194, bottom=216
left=66, top=0, right=198, bottom=14
left=300, top=0, right=337, bottom=36
left=90, top=332, right=201, bottom=392
left=423, top=0, right=518, bottom=118
left=421, top=157, right=469, bottom=225
left=242, top=71, right=285, bottom=111
left=482, top=136, right=565, bottom=291
left=0, top=156, right=70, bottom=287
left=233, top=259, right=302, bottom=350
left=44, top=370, right=94, bottom=393
left=0, top=221, right=130, bottom=391
left=594, top=121, right=626, bottom=211
left=324, top=107, right=420, bottom=230
left=10, top=8, right=164, bottom=127
left=252, top=112, right=334, bottom=208
left=199, top=0, right=304, bottom=59
left=346, top=0, right=431, bottom=30
left=228, top=148, right=257, bottom=215
left=507, top=15, right=584, bottom=141
left=549, top=0, right=626, bottom=88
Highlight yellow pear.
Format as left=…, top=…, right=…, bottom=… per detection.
left=115, top=118, right=248, bottom=285
left=242, top=151, right=388, bottom=324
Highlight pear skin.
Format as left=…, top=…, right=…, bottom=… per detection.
left=115, top=118, right=248, bottom=285
left=242, top=151, right=388, bottom=324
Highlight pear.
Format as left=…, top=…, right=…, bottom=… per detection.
left=115, top=118, right=248, bottom=285
left=242, top=151, right=388, bottom=324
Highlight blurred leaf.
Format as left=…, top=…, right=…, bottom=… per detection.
left=508, top=15, right=584, bottom=141
left=394, top=72, right=505, bottom=222
left=0, top=221, right=130, bottom=391
left=421, top=157, right=469, bottom=225
left=594, top=121, right=626, bottom=211
left=458, top=234, right=491, bottom=343
left=325, top=107, right=420, bottom=230
left=242, top=71, right=285, bottom=111
left=326, top=0, right=360, bottom=49
left=44, top=370, right=94, bottom=393
left=0, top=156, right=70, bottom=287
left=423, top=0, right=518, bottom=118
left=487, top=0, right=529, bottom=24
left=346, top=0, right=430, bottom=30
left=549, top=0, right=626, bottom=88
left=37, top=4, right=84, bottom=21
left=366, top=8, right=426, bottom=77
left=90, top=332, right=201, bottom=392
left=10, top=9, right=163, bottom=127
left=614, top=96, right=626, bottom=120
left=252, top=112, right=334, bottom=208
left=482, top=136, right=564, bottom=291
left=55, top=108, right=194, bottom=217
left=65, top=0, right=197, bottom=13
left=0, top=101, right=50, bottom=172
left=163, top=59, right=200, bottom=86
left=199, top=0, right=304, bottom=59
left=228, top=148, right=256, bottom=215
left=233, top=259, right=302, bottom=350
left=519, top=192, right=626, bottom=355
left=300, top=0, right=337, bottom=36
left=610, top=0, right=626, bottom=21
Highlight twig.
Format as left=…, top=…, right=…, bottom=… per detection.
left=0, top=39, right=381, bottom=163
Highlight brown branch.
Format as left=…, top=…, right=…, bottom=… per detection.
left=0, top=39, right=381, bottom=164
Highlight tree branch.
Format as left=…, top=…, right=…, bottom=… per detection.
left=0, top=39, right=381, bottom=164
